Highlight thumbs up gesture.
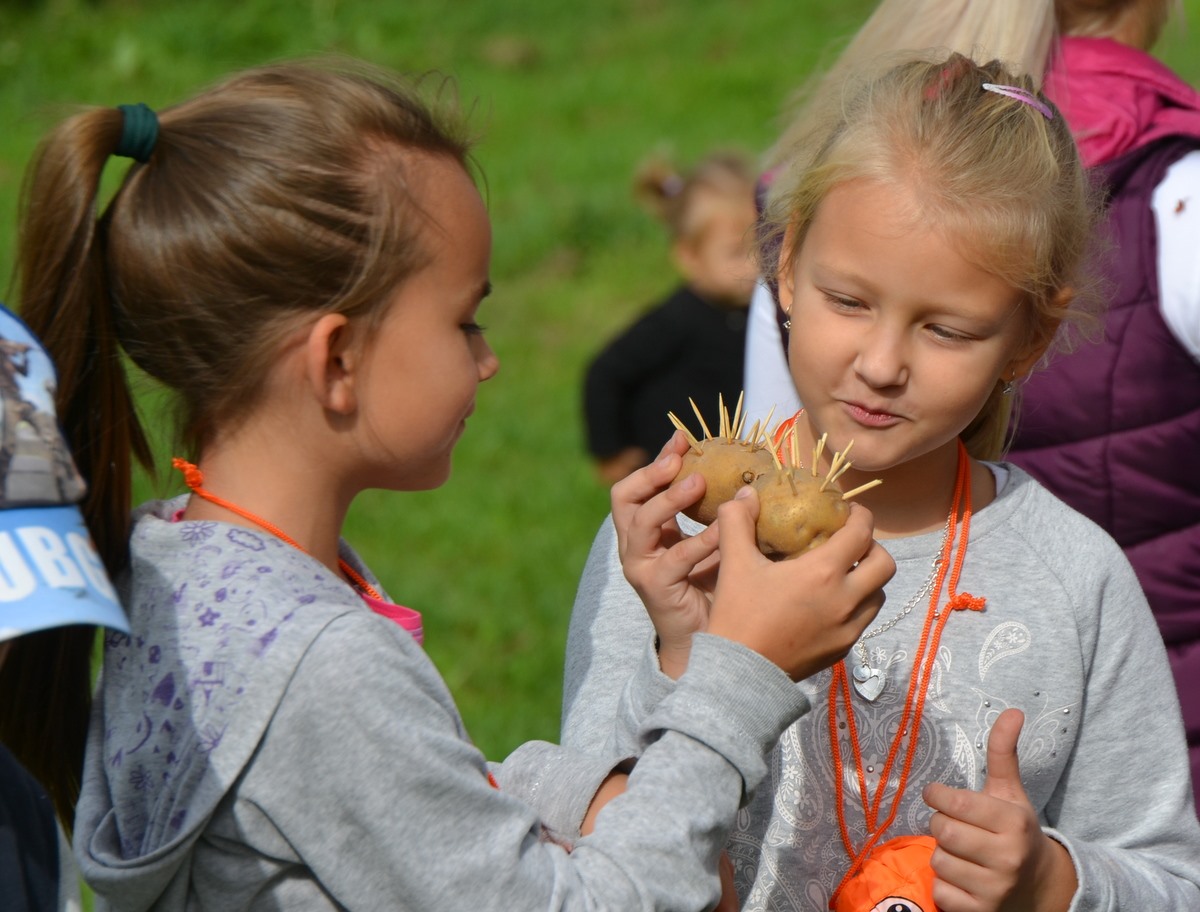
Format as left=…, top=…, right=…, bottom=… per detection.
left=922, top=709, right=1078, bottom=912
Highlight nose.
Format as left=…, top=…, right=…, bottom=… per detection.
left=853, top=323, right=908, bottom=389
left=477, top=339, right=500, bottom=382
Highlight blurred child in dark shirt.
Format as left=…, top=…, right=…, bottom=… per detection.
left=583, top=152, right=757, bottom=484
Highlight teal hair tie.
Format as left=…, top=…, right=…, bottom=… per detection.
left=114, top=103, right=159, bottom=163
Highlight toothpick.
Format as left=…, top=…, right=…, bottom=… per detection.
left=812, top=433, right=827, bottom=476
left=718, top=394, right=728, bottom=439
left=759, top=406, right=777, bottom=447
left=842, top=479, right=884, bottom=500
left=789, top=427, right=800, bottom=469
left=827, top=451, right=845, bottom=484
left=689, top=397, right=713, bottom=440
left=667, top=411, right=703, bottom=454
left=731, top=391, right=745, bottom=440
left=786, top=473, right=797, bottom=495
left=829, top=459, right=854, bottom=486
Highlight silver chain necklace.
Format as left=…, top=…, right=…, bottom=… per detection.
left=851, top=513, right=952, bottom=701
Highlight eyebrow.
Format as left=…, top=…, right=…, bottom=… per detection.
left=812, top=263, right=877, bottom=296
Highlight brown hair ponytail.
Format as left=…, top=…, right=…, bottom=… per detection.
left=17, top=107, right=152, bottom=581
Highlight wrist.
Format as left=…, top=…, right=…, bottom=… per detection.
left=1033, top=833, right=1077, bottom=912
left=655, top=634, right=692, bottom=679
left=580, top=770, right=629, bottom=836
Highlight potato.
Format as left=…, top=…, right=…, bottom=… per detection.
left=752, top=467, right=850, bottom=559
left=673, top=437, right=775, bottom=525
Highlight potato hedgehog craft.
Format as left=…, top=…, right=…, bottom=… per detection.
left=668, top=394, right=776, bottom=526
left=669, top=395, right=882, bottom=559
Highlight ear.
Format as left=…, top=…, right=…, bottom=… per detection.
left=671, top=237, right=702, bottom=283
left=775, top=222, right=799, bottom=314
left=304, top=313, right=358, bottom=415
left=1006, top=286, right=1074, bottom=381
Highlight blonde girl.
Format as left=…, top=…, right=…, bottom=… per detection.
left=17, top=60, right=893, bottom=910
left=563, top=51, right=1200, bottom=912
left=742, top=0, right=1200, bottom=817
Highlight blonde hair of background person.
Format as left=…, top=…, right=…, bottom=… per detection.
left=16, top=58, right=894, bottom=910
left=764, top=0, right=1056, bottom=172
left=563, top=50, right=1200, bottom=912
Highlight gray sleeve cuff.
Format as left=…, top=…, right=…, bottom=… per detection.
left=640, top=633, right=809, bottom=802
left=491, top=741, right=631, bottom=847
left=623, top=631, right=677, bottom=720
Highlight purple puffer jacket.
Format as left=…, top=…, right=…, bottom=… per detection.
left=1008, top=136, right=1200, bottom=813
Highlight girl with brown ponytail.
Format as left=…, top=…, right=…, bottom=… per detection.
left=14, top=58, right=893, bottom=910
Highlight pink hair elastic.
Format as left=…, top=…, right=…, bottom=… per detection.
left=981, top=83, right=1054, bottom=120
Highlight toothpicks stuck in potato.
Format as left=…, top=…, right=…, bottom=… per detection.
left=667, top=399, right=883, bottom=559
left=668, top=393, right=776, bottom=525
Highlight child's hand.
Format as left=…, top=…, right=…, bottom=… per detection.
left=704, top=487, right=893, bottom=681
left=612, top=431, right=722, bottom=678
left=924, top=709, right=1078, bottom=912
left=714, top=850, right=739, bottom=912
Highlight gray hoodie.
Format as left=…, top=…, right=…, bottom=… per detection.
left=74, top=499, right=809, bottom=910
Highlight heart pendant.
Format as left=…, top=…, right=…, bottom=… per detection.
left=852, top=663, right=886, bottom=701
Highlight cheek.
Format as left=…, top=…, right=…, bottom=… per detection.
left=786, top=306, right=839, bottom=380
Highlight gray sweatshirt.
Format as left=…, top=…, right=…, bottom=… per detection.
left=74, top=498, right=809, bottom=911
left=562, top=466, right=1200, bottom=911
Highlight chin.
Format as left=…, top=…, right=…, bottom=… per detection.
left=410, top=466, right=453, bottom=491
left=379, top=458, right=453, bottom=493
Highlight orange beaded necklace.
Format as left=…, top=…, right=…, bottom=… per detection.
left=827, top=439, right=986, bottom=909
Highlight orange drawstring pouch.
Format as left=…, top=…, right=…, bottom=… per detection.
left=833, top=835, right=938, bottom=912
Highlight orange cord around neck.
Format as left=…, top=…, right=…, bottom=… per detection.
left=171, top=458, right=383, bottom=601
left=827, top=440, right=986, bottom=909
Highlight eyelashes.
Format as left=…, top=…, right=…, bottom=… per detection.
left=821, top=293, right=975, bottom=344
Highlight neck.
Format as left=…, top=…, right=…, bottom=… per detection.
left=179, top=430, right=356, bottom=577
left=839, top=458, right=959, bottom=539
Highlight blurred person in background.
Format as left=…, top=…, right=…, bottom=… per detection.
left=584, top=151, right=758, bottom=484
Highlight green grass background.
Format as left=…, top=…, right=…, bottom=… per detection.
left=1, top=0, right=1197, bottom=800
